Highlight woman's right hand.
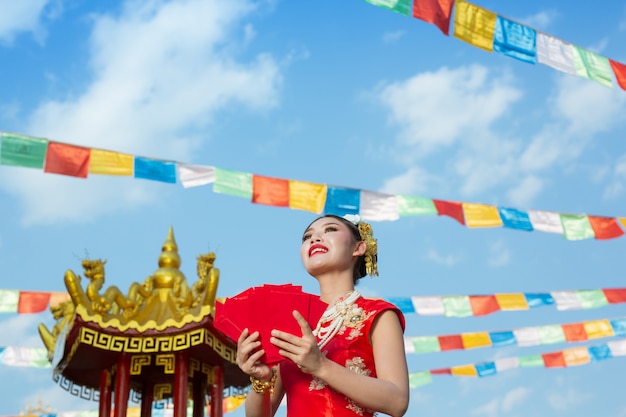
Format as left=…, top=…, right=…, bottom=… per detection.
left=236, top=328, right=273, bottom=381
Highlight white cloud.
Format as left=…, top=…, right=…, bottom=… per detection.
left=487, top=240, right=510, bottom=268
left=378, top=65, right=522, bottom=157
left=519, top=10, right=558, bottom=31
left=0, top=314, right=48, bottom=346
left=602, top=154, right=626, bottom=200
left=380, top=166, right=439, bottom=195
left=1, top=0, right=283, bottom=225
left=0, top=0, right=54, bottom=44
left=471, top=387, right=531, bottom=417
left=426, top=249, right=461, bottom=266
left=376, top=65, right=626, bottom=206
left=383, top=30, right=405, bottom=43
left=506, top=175, right=543, bottom=208
left=547, top=388, right=593, bottom=411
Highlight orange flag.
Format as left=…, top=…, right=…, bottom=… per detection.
left=609, top=59, right=626, bottom=91
left=413, top=0, right=455, bottom=35
left=44, top=141, right=90, bottom=178
left=252, top=175, right=289, bottom=207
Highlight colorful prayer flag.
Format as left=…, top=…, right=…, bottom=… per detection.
left=453, top=0, right=497, bottom=52
left=396, top=195, right=437, bottom=216
left=214, top=168, right=253, bottom=198
left=252, top=175, right=289, bottom=207
left=587, top=216, right=624, bottom=240
left=412, top=0, right=454, bottom=35
left=359, top=190, right=399, bottom=221
left=462, top=203, right=503, bottom=228
left=177, top=163, right=215, bottom=188
left=536, top=33, right=577, bottom=75
left=528, top=210, right=563, bottom=234
left=288, top=180, right=327, bottom=213
left=572, top=46, right=613, bottom=88
left=44, top=141, right=90, bottom=178
left=0, top=132, right=48, bottom=169
left=433, top=200, right=465, bottom=225
left=560, top=214, right=595, bottom=240
left=609, top=59, right=626, bottom=91
left=89, top=149, right=134, bottom=176
left=324, top=186, right=360, bottom=217
left=364, top=0, right=412, bottom=16
left=493, top=16, right=537, bottom=64
left=134, top=157, right=176, bottom=183
left=17, top=291, right=51, bottom=314
left=499, top=207, right=533, bottom=231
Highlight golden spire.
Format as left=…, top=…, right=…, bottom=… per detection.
left=153, top=226, right=184, bottom=288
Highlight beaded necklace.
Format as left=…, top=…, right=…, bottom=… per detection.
left=313, top=290, right=362, bottom=349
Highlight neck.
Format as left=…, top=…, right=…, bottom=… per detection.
left=316, top=271, right=355, bottom=304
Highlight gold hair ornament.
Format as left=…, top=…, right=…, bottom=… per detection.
left=357, top=221, right=378, bottom=277
left=250, top=367, right=277, bottom=395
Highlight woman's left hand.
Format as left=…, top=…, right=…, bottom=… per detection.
left=270, top=310, right=323, bottom=374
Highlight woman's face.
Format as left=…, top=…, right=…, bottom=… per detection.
left=300, top=217, right=362, bottom=277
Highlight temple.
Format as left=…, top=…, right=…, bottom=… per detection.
left=38, top=227, right=248, bottom=417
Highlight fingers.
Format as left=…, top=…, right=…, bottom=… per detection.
left=292, top=310, right=314, bottom=337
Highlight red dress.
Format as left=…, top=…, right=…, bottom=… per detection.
left=279, top=297, right=405, bottom=417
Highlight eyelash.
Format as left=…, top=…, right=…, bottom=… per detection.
left=302, top=226, right=338, bottom=242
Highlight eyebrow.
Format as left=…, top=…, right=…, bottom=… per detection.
left=303, top=221, right=342, bottom=234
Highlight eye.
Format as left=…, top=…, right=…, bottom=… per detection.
left=302, top=233, right=312, bottom=242
left=325, top=226, right=338, bottom=233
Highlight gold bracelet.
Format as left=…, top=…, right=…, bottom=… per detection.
left=250, top=368, right=277, bottom=395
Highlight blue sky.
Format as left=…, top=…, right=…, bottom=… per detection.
left=0, top=0, right=625, bottom=416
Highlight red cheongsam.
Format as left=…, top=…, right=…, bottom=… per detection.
left=279, top=297, right=405, bottom=417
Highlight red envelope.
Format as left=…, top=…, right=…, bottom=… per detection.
left=214, top=284, right=328, bottom=366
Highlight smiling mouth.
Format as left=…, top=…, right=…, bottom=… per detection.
left=309, top=245, right=328, bottom=256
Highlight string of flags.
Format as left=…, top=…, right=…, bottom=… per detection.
left=363, top=0, right=626, bottom=90
left=3, top=287, right=625, bottom=316
left=405, top=316, right=626, bottom=354
left=2, top=131, right=626, bottom=240
left=408, top=338, right=626, bottom=388
left=0, top=398, right=246, bottom=417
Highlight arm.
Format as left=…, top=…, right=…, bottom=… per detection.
left=236, top=329, right=286, bottom=417
left=273, top=310, right=409, bottom=417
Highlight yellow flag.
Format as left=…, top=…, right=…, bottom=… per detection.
left=453, top=0, right=497, bottom=52
left=89, top=148, right=134, bottom=176
left=289, top=180, right=327, bottom=213
left=463, top=203, right=503, bottom=228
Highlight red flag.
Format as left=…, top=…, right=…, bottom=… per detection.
left=542, top=351, right=566, bottom=368
left=438, top=334, right=463, bottom=351
left=252, top=175, right=289, bottom=207
left=433, top=199, right=466, bottom=225
left=413, top=0, right=454, bottom=35
left=603, top=288, right=626, bottom=304
left=588, top=216, right=624, bottom=240
left=469, top=295, right=499, bottom=316
left=18, top=291, right=51, bottom=314
left=609, top=59, right=626, bottom=91
left=562, top=323, right=587, bottom=342
left=44, top=141, right=90, bottom=178
left=429, top=368, right=452, bottom=375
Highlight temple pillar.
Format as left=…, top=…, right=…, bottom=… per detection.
left=210, top=365, right=224, bottom=417
left=141, top=380, right=155, bottom=417
left=192, top=374, right=206, bottom=417
left=174, top=351, right=189, bottom=417
left=114, top=353, right=131, bottom=417
left=99, top=369, right=112, bottom=417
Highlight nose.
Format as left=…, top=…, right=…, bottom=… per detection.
left=310, top=232, right=322, bottom=243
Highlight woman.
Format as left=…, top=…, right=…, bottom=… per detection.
left=236, top=214, right=409, bottom=417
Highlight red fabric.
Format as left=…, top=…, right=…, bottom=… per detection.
left=252, top=175, right=289, bottom=207
left=542, top=352, right=566, bottom=368
left=280, top=298, right=404, bottom=417
left=562, top=323, right=588, bottom=342
left=433, top=199, right=466, bottom=225
left=44, top=141, right=90, bottom=178
left=610, top=59, right=626, bottom=91
left=413, top=0, right=454, bottom=35
left=429, top=368, right=452, bottom=375
left=438, top=334, right=464, bottom=351
left=469, top=295, right=500, bottom=316
left=588, top=216, right=624, bottom=240
left=603, top=288, right=626, bottom=304
left=17, top=291, right=51, bottom=314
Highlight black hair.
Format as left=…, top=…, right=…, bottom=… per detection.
left=303, top=214, right=367, bottom=284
